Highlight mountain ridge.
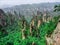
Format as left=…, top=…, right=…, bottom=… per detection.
left=2, top=2, right=60, bottom=17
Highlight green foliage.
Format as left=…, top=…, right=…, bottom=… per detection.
left=0, top=9, right=60, bottom=45
left=0, top=18, right=57, bottom=45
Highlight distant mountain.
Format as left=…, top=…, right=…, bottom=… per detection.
left=0, top=5, right=13, bottom=9
left=2, top=2, right=60, bottom=16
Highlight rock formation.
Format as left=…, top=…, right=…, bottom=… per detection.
left=46, top=19, right=60, bottom=45
left=0, top=9, right=6, bottom=27
left=52, top=19, right=60, bottom=45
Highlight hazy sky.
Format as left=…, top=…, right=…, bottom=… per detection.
left=0, top=0, right=60, bottom=8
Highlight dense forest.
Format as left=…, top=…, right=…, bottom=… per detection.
left=0, top=4, right=60, bottom=45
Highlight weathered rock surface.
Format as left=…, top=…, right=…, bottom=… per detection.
left=46, top=19, right=60, bottom=45
left=52, top=19, right=60, bottom=45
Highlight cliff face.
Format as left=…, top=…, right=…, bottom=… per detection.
left=46, top=19, right=60, bottom=45
left=0, top=9, right=6, bottom=27
left=52, top=19, right=60, bottom=45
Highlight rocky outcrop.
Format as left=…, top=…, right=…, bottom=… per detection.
left=52, top=19, right=60, bottom=45
left=46, top=19, right=60, bottom=45
left=0, top=9, right=6, bottom=27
